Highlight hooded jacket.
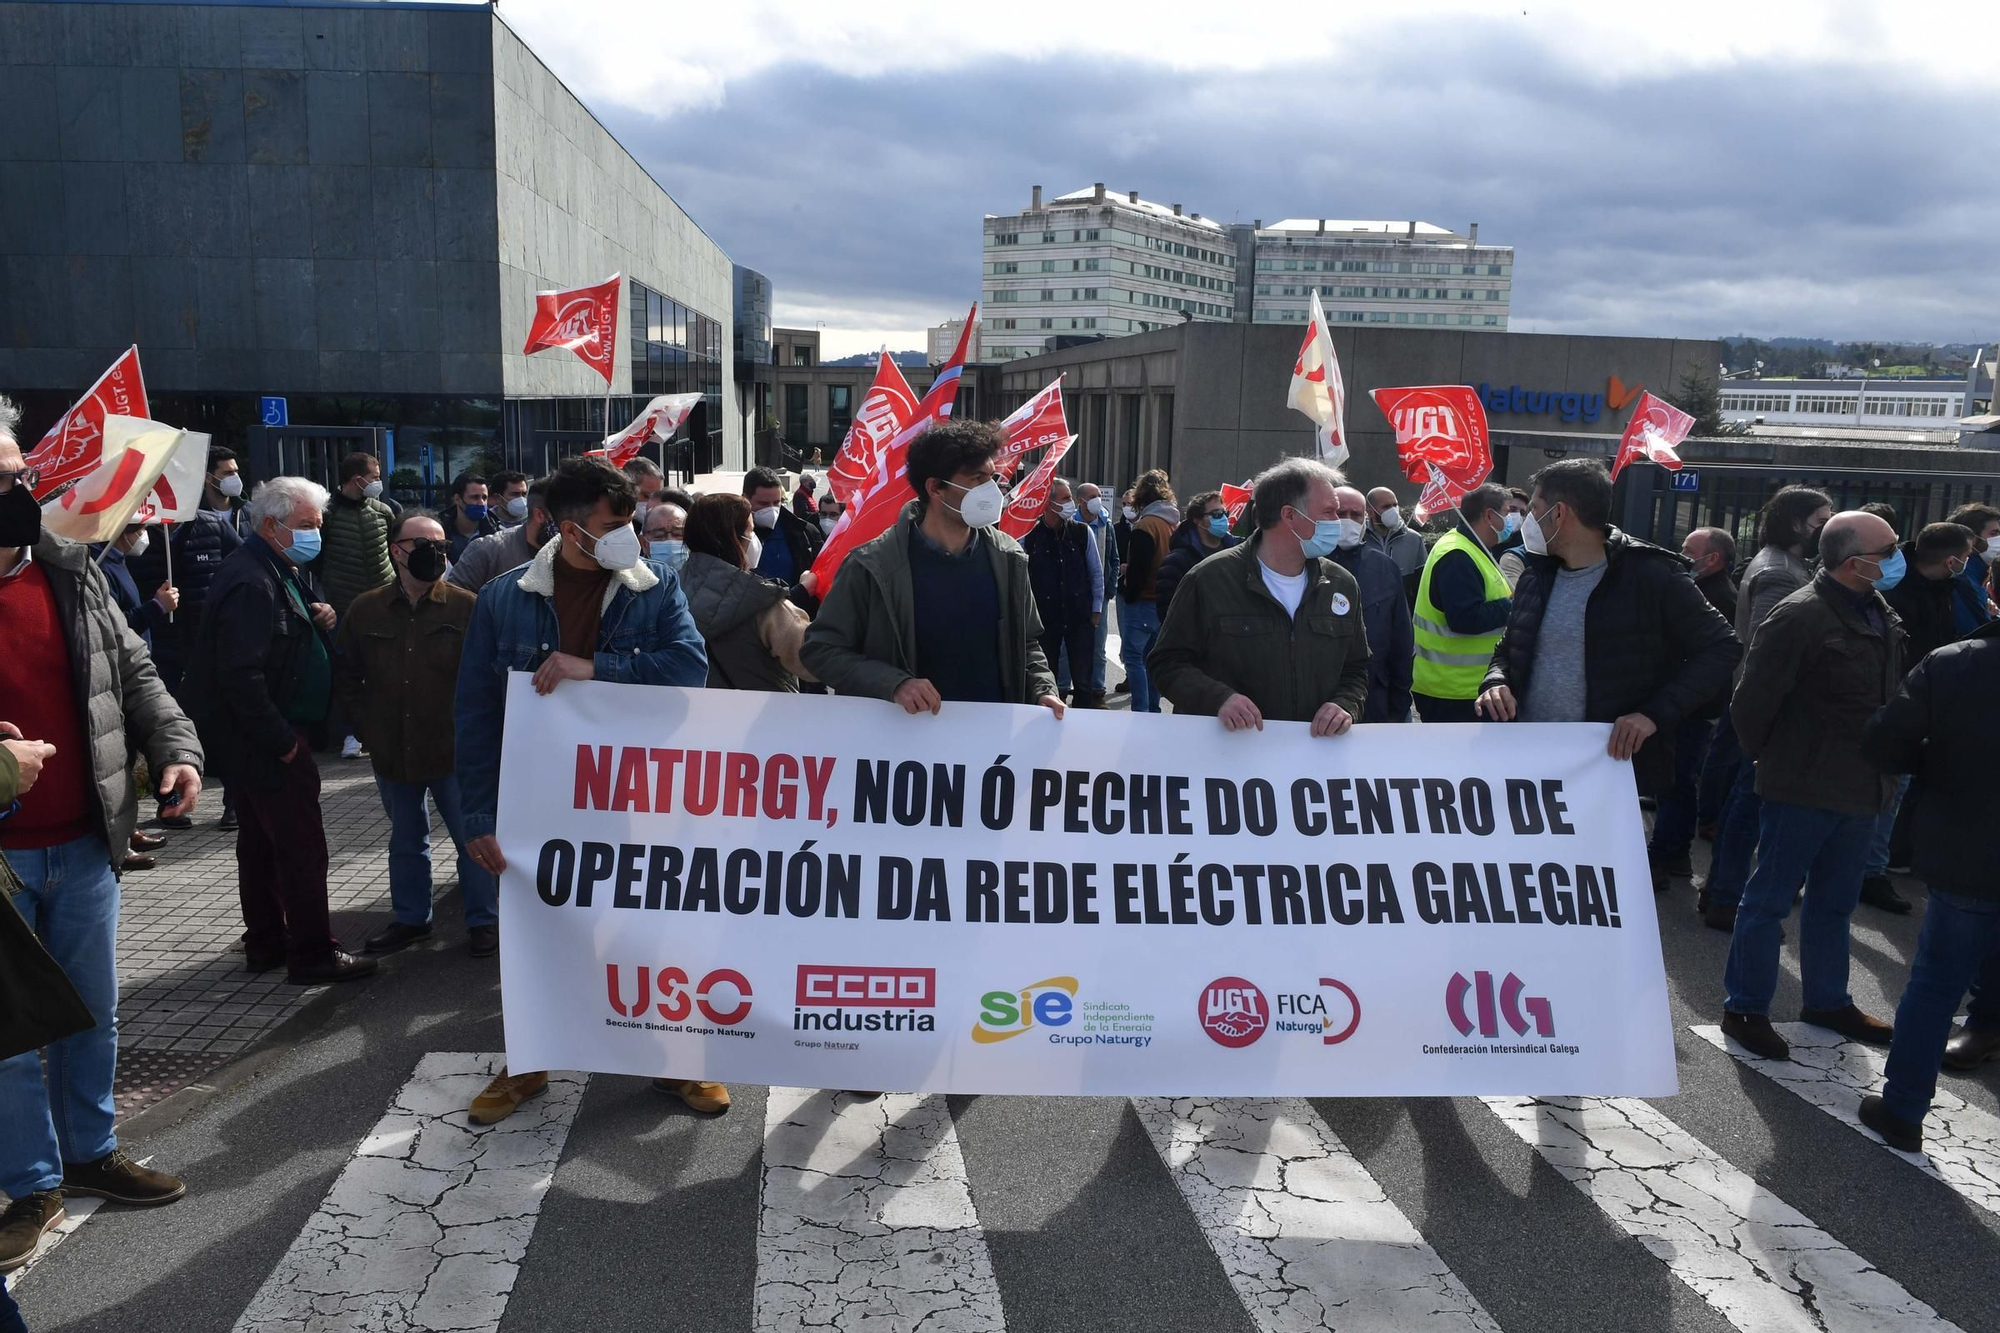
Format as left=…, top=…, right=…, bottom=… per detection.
left=1118, top=500, right=1182, bottom=603
left=679, top=551, right=814, bottom=692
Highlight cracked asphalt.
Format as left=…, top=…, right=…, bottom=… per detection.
left=13, top=851, right=2000, bottom=1331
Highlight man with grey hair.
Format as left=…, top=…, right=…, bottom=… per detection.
left=1151, top=457, right=1369, bottom=735
left=1720, top=508, right=1905, bottom=1062
left=183, top=477, right=376, bottom=986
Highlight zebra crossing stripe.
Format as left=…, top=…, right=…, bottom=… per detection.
left=1482, top=1095, right=1963, bottom=1331
left=232, top=1054, right=587, bottom=1333
left=754, top=1088, right=1006, bottom=1332
left=1133, top=1097, right=1501, bottom=1332
left=1691, top=1022, right=2000, bottom=1220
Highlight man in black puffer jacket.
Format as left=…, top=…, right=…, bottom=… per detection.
left=1475, top=460, right=1740, bottom=802
left=1022, top=479, right=1102, bottom=706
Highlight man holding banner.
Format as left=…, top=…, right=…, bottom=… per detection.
left=1475, top=460, right=1739, bottom=803
left=454, top=457, right=712, bottom=1121
left=803, top=420, right=1061, bottom=717
left=1150, top=457, right=1369, bottom=736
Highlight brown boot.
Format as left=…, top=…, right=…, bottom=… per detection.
left=1943, top=1025, right=2000, bottom=1072
left=654, top=1078, right=731, bottom=1113
left=0, top=1191, right=65, bottom=1272
left=62, top=1148, right=185, bottom=1206
left=1721, top=1010, right=1789, bottom=1061
left=1800, top=1003, right=1893, bottom=1047
left=469, top=1069, right=549, bottom=1124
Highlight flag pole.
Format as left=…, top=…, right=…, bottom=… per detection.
left=163, top=521, right=175, bottom=623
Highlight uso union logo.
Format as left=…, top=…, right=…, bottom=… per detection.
left=605, top=964, right=752, bottom=1026
left=1198, top=976, right=1269, bottom=1048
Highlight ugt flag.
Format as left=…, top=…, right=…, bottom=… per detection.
left=992, top=378, right=1068, bottom=482
left=827, top=352, right=919, bottom=506
left=997, top=434, right=1077, bottom=539
left=130, top=429, right=211, bottom=526
left=589, top=394, right=703, bottom=470
left=42, top=416, right=190, bottom=543
left=523, top=274, right=621, bottom=385
left=1369, top=385, right=1492, bottom=520
left=1287, top=291, right=1348, bottom=466
left=1611, top=392, right=1694, bottom=480
left=915, top=303, right=977, bottom=420
left=25, top=346, right=149, bottom=498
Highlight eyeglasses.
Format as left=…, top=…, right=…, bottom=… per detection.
left=0, top=466, right=41, bottom=493
left=1203, top=510, right=1228, bottom=521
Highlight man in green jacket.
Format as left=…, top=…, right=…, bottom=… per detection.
left=1151, top=457, right=1370, bottom=736
left=317, top=453, right=395, bottom=759
left=802, top=420, right=1062, bottom=716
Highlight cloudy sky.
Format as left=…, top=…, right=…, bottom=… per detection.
left=502, top=0, right=1999, bottom=360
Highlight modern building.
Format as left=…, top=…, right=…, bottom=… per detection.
left=0, top=0, right=743, bottom=493
left=927, top=318, right=981, bottom=366
left=1718, top=374, right=1990, bottom=430
left=981, top=184, right=1512, bottom=363
left=756, top=329, right=988, bottom=468
left=733, top=263, right=774, bottom=461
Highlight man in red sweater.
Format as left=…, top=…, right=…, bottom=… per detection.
left=0, top=397, right=206, bottom=1273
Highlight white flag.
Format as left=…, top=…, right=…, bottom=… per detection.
left=131, top=430, right=210, bottom=525
left=1286, top=290, right=1349, bottom=465
left=41, top=416, right=188, bottom=543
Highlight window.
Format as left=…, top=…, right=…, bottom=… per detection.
left=784, top=383, right=809, bottom=441
left=1084, top=258, right=1100, bottom=270
left=1041, top=231, right=1056, bottom=243
left=1483, top=316, right=1500, bottom=326
left=1039, top=318, right=1053, bottom=329
left=1041, top=260, right=1057, bottom=272
left=994, top=261, right=1018, bottom=274
left=992, top=232, right=1019, bottom=245
left=792, top=345, right=812, bottom=366
left=1041, top=288, right=1054, bottom=300
left=1369, top=311, right=1391, bottom=322
left=828, top=385, right=852, bottom=440
left=1487, top=265, right=1503, bottom=275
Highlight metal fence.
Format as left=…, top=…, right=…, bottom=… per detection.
left=1619, top=462, right=2000, bottom=551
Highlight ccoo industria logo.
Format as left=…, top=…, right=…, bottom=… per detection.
left=794, top=964, right=937, bottom=1034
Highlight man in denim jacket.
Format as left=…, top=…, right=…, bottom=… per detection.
left=453, top=456, right=709, bottom=1122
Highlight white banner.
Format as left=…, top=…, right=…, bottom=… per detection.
left=495, top=679, right=1676, bottom=1098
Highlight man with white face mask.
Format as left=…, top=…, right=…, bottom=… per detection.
left=803, top=419, right=1061, bottom=717
left=453, top=456, right=708, bottom=1125
left=742, top=466, right=824, bottom=601
left=1329, top=485, right=1413, bottom=723
left=1364, top=485, right=1426, bottom=595
left=1412, top=482, right=1514, bottom=723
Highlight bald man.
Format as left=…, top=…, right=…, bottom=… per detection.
left=1721, top=509, right=1907, bottom=1063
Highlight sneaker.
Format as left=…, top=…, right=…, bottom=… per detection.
left=0, top=1191, right=65, bottom=1272
left=286, top=950, right=378, bottom=984
left=340, top=736, right=364, bottom=760
left=1801, top=1003, right=1893, bottom=1046
left=469, top=1069, right=549, bottom=1125
left=1857, top=875, right=1913, bottom=915
left=62, top=1148, right=185, bottom=1206
left=654, top=1078, right=731, bottom=1113
left=1721, top=1010, right=1789, bottom=1061
left=363, top=920, right=432, bottom=954
left=1858, top=1094, right=1923, bottom=1153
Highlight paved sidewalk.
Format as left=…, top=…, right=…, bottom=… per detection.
left=111, top=756, right=453, bottom=1120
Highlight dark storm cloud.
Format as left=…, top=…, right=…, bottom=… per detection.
left=606, top=22, right=2000, bottom=342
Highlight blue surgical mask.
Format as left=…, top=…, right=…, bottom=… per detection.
left=280, top=524, right=321, bottom=566
left=1207, top=514, right=1230, bottom=539
left=463, top=503, right=489, bottom=522
left=1499, top=512, right=1521, bottom=541
left=1290, top=511, right=1342, bottom=560
left=659, top=538, right=688, bottom=571
left=1867, top=549, right=1906, bottom=591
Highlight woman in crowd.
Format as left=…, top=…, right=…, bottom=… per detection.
left=1116, top=469, right=1179, bottom=713
left=679, top=494, right=816, bottom=692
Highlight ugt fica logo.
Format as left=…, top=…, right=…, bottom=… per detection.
left=605, top=964, right=752, bottom=1026
left=1199, top=977, right=1269, bottom=1048
left=1275, top=978, right=1361, bottom=1045
left=1445, top=970, right=1553, bottom=1039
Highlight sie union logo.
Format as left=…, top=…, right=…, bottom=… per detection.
left=1199, top=976, right=1268, bottom=1048
left=605, top=964, right=752, bottom=1026
left=1445, top=970, right=1553, bottom=1039
left=971, top=976, right=1077, bottom=1043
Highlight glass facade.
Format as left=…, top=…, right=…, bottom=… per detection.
left=628, top=278, right=725, bottom=466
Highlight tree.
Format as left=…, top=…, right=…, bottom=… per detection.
left=1669, top=369, right=1725, bottom=436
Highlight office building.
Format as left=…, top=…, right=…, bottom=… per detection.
left=1249, top=219, right=1511, bottom=332
left=927, top=318, right=981, bottom=366
left=0, top=0, right=742, bottom=489
left=1718, top=376, right=1987, bottom=429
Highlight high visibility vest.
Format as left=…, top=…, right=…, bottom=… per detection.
left=1413, top=529, right=1509, bottom=700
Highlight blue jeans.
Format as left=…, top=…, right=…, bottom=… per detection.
left=0, top=837, right=120, bottom=1197
left=1119, top=600, right=1162, bottom=713
left=375, top=776, right=498, bottom=929
left=1724, top=798, right=1874, bottom=1016
left=1882, top=889, right=2000, bottom=1123
left=1705, top=761, right=1763, bottom=907
left=1092, top=598, right=1111, bottom=692
left=1649, top=717, right=1713, bottom=859
left=1698, top=710, right=1742, bottom=828
left=1965, top=946, right=2000, bottom=1029
left=1864, top=774, right=1913, bottom=879
left=0, top=1281, right=23, bottom=1333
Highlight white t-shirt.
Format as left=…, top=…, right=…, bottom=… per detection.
left=1259, top=561, right=1308, bottom=617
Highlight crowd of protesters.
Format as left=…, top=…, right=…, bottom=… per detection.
left=7, top=390, right=2000, bottom=1300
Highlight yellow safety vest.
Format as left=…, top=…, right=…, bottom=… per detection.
left=1413, top=529, right=1509, bottom=700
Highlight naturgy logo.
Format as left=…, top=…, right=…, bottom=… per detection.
left=972, top=976, right=1077, bottom=1043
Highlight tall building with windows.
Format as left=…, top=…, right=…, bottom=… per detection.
left=1250, top=219, right=1512, bottom=332
left=982, top=186, right=1513, bottom=359
left=982, top=184, right=1240, bottom=362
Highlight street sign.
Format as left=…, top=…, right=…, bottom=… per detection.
left=259, top=396, right=288, bottom=427
left=1671, top=470, right=1700, bottom=492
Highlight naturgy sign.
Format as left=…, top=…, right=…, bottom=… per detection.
left=1476, top=383, right=1604, bottom=424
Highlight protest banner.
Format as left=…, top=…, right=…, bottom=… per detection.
left=495, top=681, right=1676, bottom=1098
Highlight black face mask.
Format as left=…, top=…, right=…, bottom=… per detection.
left=0, top=483, right=42, bottom=548
left=404, top=540, right=448, bottom=583
left=1803, top=527, right=1822, bottom=560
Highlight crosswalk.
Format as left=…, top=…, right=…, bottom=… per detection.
left=12, top=1042, right=1997, bottom=1332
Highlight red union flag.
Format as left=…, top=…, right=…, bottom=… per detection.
left=25, top=346, right=149, bottom=499
left=1369, top=385, right=1493, bottom=519
left=130, top=429, right=210, bottom=526
left=523, top=274, right=621, bottom=385
left=1286, top=291, right=1348, bottom=465
left=1219, top=481, right=1253, bottom=531
left=827, top=352, right=919, bottom=506
left=997, top=434, right=1076, bottom=539
left=915, top=302, right=977, bottom=420
left=41, top=416, right=188, bottom=543
left=1611, top=391, right=1694, bottom=480
left=807, top=414, right=936, bottom=592
left=587, top=393, right=702, bottom=469
left=992, top=378, right=1068, bottom=482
